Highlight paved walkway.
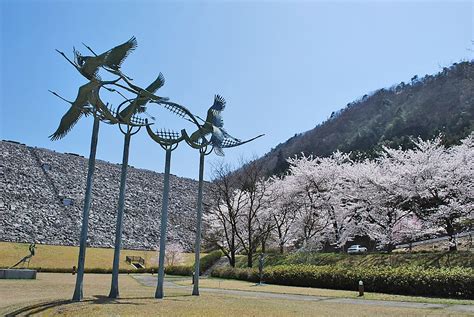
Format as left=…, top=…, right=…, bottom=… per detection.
left=132, top=275, right=474, bottom=314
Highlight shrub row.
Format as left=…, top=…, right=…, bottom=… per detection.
left=23, top=267, right=160, bottom=274
left=166, top=250, right=223, bottom=276
left=6, top=251, right=224, bottom=276
left=211, top=264, right=474, bottom=299
left=164, top=265, right=193, bottom=276
left=199, top=250, right=223, bottom=273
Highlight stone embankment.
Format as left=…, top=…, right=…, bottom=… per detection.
left=0, top=140, right=206, bottom=251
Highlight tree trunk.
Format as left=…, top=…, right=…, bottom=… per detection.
left=386, top=243, right=395, bottom=253
left=279, top=243, right=284, bottom=254
left=230, top=252, right=235, bottom=267
left=247, top=252, right=253, bottom=268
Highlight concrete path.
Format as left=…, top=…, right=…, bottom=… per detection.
left=132, top=275, right=474, bottom=314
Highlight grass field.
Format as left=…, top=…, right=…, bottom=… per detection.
left=1, top=273, right=472, bottom=316
left=0, top=242, right=196, bottom=270
left=174, top=277, right=474, bottom=306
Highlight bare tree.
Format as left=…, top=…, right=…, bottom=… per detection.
left=235, top=159, right=270, bottom=267
left=206, top=162, right=246, bottom=267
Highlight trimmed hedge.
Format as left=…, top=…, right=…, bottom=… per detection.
left=211, top=264, right=474, bottom=299
left=165, top=265, right=193, bottom=276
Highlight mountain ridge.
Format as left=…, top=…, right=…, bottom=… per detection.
left=257, top=61, right=474, bottom=175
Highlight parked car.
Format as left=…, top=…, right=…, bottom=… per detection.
left=347, top=245, right=368, bottom=254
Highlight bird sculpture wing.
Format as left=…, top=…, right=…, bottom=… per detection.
left=104, top=36, right=137, bottom=70
left=211, top=132, right=264, bottom=156
left=119, top=73, right=166, bottom=120
left=205, top=94, right=226, bottom=126
left=221, top=134, right=264, bottom=148
left=74, top=47, right=105, bottom=80
left=49, top=105, right=85, bottom=141
left=210, top=127, right=238, bottom=156
left=136, top=72, right=165, bottom=112
left=49, top=81, right=102, bottom=140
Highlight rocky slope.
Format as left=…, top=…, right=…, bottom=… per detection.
left=0, top=140, right=206, bottom=251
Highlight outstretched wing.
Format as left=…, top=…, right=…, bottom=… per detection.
left=221, top=134, right=264, bottom=149
left=135, top=73, right=166, bottom=112
left=145, top=72, right=165, bottom=94
left=49, top=106, right=84, bottom=141
left=206, top=94, right=226, bottom=126
left=104, top=36, right=137, bottom=69
left=211, top=94, right=226, bottom=112
left=118, top=73, right=166, bottom=119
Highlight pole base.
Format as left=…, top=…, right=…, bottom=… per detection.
left=108, top=288, right=119, bottom=299
left=155, top=289, right=164, bottom=299
left=72, top=288, right=83, bottom=302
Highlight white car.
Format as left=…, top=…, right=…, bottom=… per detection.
left=347, top=245, right=368, bottom=254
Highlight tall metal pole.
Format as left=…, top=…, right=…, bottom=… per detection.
left=109, top=129, right=132, bottom=298
left=72, top=115, right=100, bottom=301
left=192, top=150, right=205, bottom=296
left=155, top=148, right=172, bottom=299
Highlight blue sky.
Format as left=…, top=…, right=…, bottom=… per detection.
left=1, top=0, right=472, bottom=180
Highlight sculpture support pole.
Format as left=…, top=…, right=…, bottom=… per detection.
left=73, top=115, right=100, bottom=301
left=155, top=148, right=172, bottom=299
left=192, top=151, right=205, bottom=296
left=109, top=130, right=132, bottom=298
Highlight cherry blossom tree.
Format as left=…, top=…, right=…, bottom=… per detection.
left=165, top=243, right=184, bottom=266
left=381, top=135, right=474, bottom=251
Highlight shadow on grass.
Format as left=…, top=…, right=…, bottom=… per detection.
left=5, top=294, right=194, bottom=316
left=6, top=299, right=74, bottom=316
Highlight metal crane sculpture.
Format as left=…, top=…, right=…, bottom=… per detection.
left=182, top=95, right=264, bottom=296
left=107, top=74, right=165, bottom=299
left=144, top=100, right=202, bottom=299
left=50, top=82, right=115, bottom=302
left=188, top=95, right=243, bottom=156
left=51, top=36, right=264, bottom=302
left=50, top=38, right=144, bottom=302
left=55, top=36, right=137, bottom=81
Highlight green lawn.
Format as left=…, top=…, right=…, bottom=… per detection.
left=174, top=276, right=474, bottom=306
left=2, top=273, right=471, bottom=317
left=0, top=242, right=197, bottom=270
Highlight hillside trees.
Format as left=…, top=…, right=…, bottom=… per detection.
left=381, top=135, right=474, bottom=250
left=207, top=134, right=472, bottom=263
left=270, top=134, right=474, bottom=252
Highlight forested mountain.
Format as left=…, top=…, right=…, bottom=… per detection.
left=259, top=61, right=474, bottom=175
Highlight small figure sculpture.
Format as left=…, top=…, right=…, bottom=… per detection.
left=10, top=243, right=36, bottom=269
